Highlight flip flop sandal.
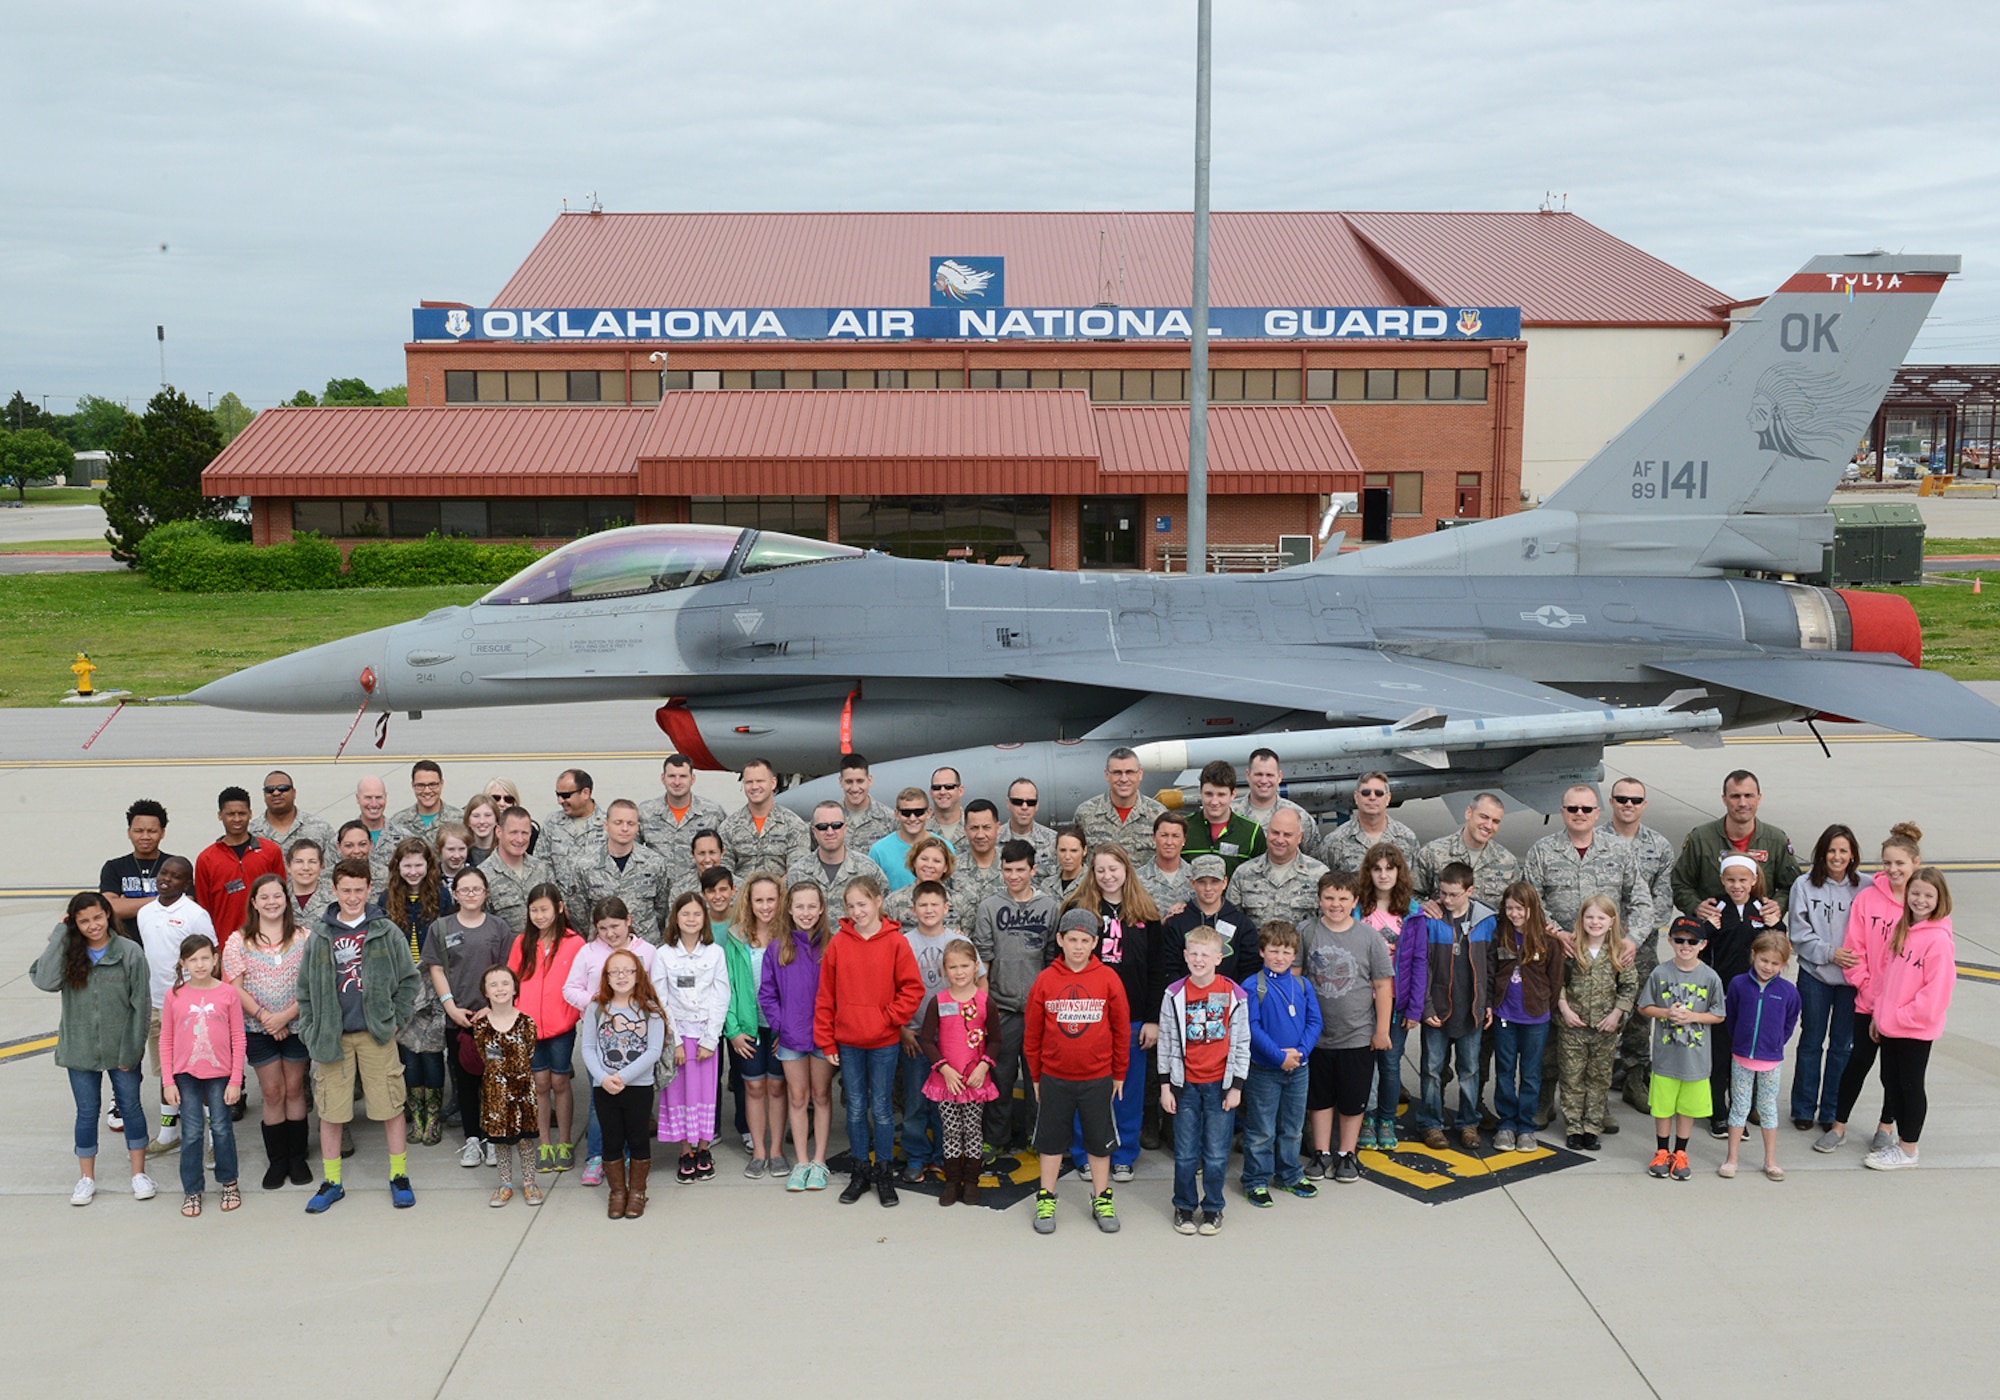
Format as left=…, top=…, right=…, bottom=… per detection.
left=181, top=1194, right=203, bottom=1217
left=219, top=1183, right=242, bottom=1211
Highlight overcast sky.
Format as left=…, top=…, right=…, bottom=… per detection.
left=5, top=0, right=1996, bottom=414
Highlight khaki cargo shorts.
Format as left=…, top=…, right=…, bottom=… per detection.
left=312, top=1030, right=407, bottom=1123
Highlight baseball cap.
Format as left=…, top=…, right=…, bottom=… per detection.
left=1189, top=855, right=1227, bottom=882
left=1057, top=909, right=1100, bottom=937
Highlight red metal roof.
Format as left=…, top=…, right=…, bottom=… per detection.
left=203, top=406, right=655, bottom=497
left=1093, top=405, right=1362, bottom=493
left=483, top=210, right=1726, bottom=326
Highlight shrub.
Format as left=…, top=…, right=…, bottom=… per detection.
left=342, top=534, right=543, bottom=588
left=146, top=530, right=342, bottom=592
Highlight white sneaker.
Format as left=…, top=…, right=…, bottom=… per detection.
left=70, top=1177, right=97, bottom=1207
left=459, top=1138, right=484, bottom=1168
left=107, top=1108, right=124, bottom=1133
left=1864, top=1144, right=1919, bottom=1171
left=131, top=1173, right=158, bottom=1200
left=483, top=1139, right=498, bottom=1168
left=156, top=1121, right=181, bottom=1146
left=740, top=1132, right=755, bottom=1153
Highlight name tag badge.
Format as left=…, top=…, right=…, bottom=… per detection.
left=940, top=1001, right=961, bottom=1017
left=225, top=880, right=245, bottom=894
left=1216, top=921, right=1236, bottom=940
left=676, top=974, right=696, bottom=989
left=1220, top=842, right=1239, bottom=857
left=1511, top=969, right=1523, bottom=984
left=446, top=933, right=462, bottom=948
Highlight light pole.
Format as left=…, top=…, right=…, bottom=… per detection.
left=1186, top=0, right=1212, bottom=576
left=157, top=325, right=166, bottom=388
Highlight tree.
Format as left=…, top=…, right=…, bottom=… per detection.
left=212, top=392, right=255, bottom=446
left=286, top=390, right=318, bottom=407
left=321, top=377, right=381, bottom=406
left=0, top=427, right=74, bottom=502
left=4, top=391, right=57, bottom=435
left=101, top=388, right=228, bottom=561
left=63, top=395, right=138, bottom=451
left=378, top=384, right=408, bottom=406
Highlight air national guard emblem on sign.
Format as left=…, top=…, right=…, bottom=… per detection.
left=444, top=309, right=471, bottom=338
left=933, top=260, right=996, bottom=302
left=1456, top=308, right=1482, bottom=336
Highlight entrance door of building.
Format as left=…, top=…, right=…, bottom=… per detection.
left=1079, top=497, right=1141, bottom=568
left=1361, top=488, right=1392, bottom=542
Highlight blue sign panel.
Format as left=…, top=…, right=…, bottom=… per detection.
left=411, top=304, right=1522, bottom=343
left=929, top=256, right=1004, bottom=308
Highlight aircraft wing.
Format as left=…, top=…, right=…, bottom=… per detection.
left=1015, top=646, right=1600, bottom=730
left=1648, top=654, right=2000, bottom=741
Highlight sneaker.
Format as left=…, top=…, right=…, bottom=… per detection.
left=1868, top=1129, right=1895, bottom=1155
left=554, top=1142, right=574, bottom=1172
left=1646, top=1149, right=1672, bottom=1178
left=1092, top=1188, right=1119, bottom=1232
left=694, top=1147, right=715, bottom=1180
left=107, top=1107, right=124, bottom=1133
left=459, top=1138, right=483, bottom=1168
left=1377, top=1117, right=1400, bottom=1148
left=1333, top=1152, right=1360, bottom=1184
left=678, top=1152, right=699, bottom=1185
left=389, top=1174, right=415, bottom=1208
left=1493, top=1129, right=1517, bottom=1152
left=1282, top=1178, right=1319, bottom=1199
left=130, top=1172, right=157, bottom=1200
left=805, top=1162, right=829, bottom=1191
left=483, top=1140, right=499, bottom=1168
left=901, top=1159, right=929, bottom=1185
left=305, top=1179, right=345, bottom=1213
left=785, top=1162, right=812, bottom=1192
left=1864, top=1144, right=1919, bottom=1171
left=1173, top=1207, right=1198, bottom=1234
left=839, top=1164, right=872, bottom=1204
left=744, top=1157, right=768, bottom=1180
left=145, top=1134, right=177, bottom=1159
left=1669, top=1150, right=1691, bottom=1182
left=536, top=1144, right=556, bottom=1173
left=580, top=1156, right=605, bottom=1186
left=1245, top=1186, right=1274, bottom=1208
left=1033, top=1188, right=1059, bottom=1234
left=488, top=1185, right=514, bottom=1208
left=1709, top=1119, right=1729, bottom=1140
left=740, top=1132, right=755, bottom=1153
left=70, top=1177, right=97, bottom=1207
left=1196, top=1212, right=1221, bottom=1236
left=769, top=1152, right=791, bottom=1177
left=1812, top=1128, right=1845, bottom=1154
left=1517, top=1131, right=1538, bottom=1152
left=1303, top=1152, right=1328, bottom=1180
left=1110, top=1161, right=1134, bottom=1184
left=1355, top=1120, right=1378, bottom=1151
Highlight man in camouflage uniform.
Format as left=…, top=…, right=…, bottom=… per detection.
left=637, top=754, right=726, bottom=892
left=947, top=800, right=1006, bottom=926
left=1414, top=794, right=1519, bottom=907
left=1135, top=811, right=1195, bottom=917
left=352, top=775, right=395, bottom=891
left=1072, top=747, right=1165, bottom=858
left=836, top=752, right=896, bottom=854
left=483, top=806, right=555, bottom=936
left=1233, top=748, right=1320, bottom=855
left=1002, top=778, right=1058, bottom=875
left=1316, top=770, right=1420, bottom=878
left=385, top=759, right=462, bottom=845
left=719, top=759, right=811, bottom=879
left=1603, top=777, right=1677, bottom=1113
left=250, top=769, right=335, bottom=861
left=540, top=768, right=606, bottom=900
left=1225, top=808, right=1329, bottom=933
left=784, top=800, right=885, bottom=908
left=926, top=767, right=968, bottom=851
left=572, top=799, right=672, bottom=941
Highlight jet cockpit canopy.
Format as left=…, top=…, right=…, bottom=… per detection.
left=479, top=525, right=860, bottom=607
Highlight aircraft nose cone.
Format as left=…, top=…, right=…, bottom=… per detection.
left=190, top=631, right=390, bottom=713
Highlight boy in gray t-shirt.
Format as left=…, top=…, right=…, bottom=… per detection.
left=1300, top=874, right=1395, bottom=1182
left=1639, top=916, right=1727, bottom=1182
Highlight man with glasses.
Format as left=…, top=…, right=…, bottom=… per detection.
left=1316, top=771, right=1419, bottom=879
left=718, top=758, right=810, bottom=879
left=1002, top=779, right=1058, bottom=875
left=1075, top=748, right=1166, bottom=858
left=386, top=760, right=460, bottom=844
left=1233, top=749, right=1321, bottom=856
left=868, top=789, right=933, bottom=892
left=786, top=800, right=884, bottom=907
left=1602, top=778, right=1677, bottom=1114
left=542, top=769, right=605, bottom=904
left=926, top=768, right=968, bottom=850
left=638, top=753, right=727, bottom=893
left=1414, top=793, right=1518, bottom=908
left=250, top=771, right=334, bottom=861
left=835, top=753, right=896, bottom=854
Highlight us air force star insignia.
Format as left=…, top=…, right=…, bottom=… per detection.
left=1521, top=605, right=1584, bottom=629
left=734, top=610, right=764, bottom=636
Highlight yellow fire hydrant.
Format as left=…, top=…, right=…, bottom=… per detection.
left=71, top=652, right=97, bottom=696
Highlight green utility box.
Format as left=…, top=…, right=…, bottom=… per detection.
left=1817, top=501, right=1926, bottom=585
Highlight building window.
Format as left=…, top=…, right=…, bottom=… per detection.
left=878, top=369, right=906, bottom=388
left=969, top=369, right=1000, bottom=389
left=814, top=370, right=844, bottom=389
left=440, top=501, right=489, bottom=537
left=1091, top=370, right=1122, bottom=401
left=635, top=371, right=666, bottom=401
left=389, top=500, right=441, bottom=536
left=1305, top=368, right=1334, bottom=401
left=1211, top=369, right=1243, bottom=401
left=1000, top=368, right=1029, bottom=389
left=444, top=371, right=476, bottom=403
left=1392, top=472, right=1423, bottom=516
left=751, top=370, right=784, bottom=390
left=1364, top=369, right=1396, bottom=401
left=722, top=370, right=752, bottom=390
left=567, top=371, right=600, bottom=402
left=838, top=495, right=1050, bottom=568
left=690, top=496, right=829, bottom=537
left=692, top=371, right=722, bottom=391
left=476, top=370, right=506, bottom=403
left=1396, top=369, right=1426, bottom=401
left=1458, top=368, right=1488, bottom=401
left=290, top=498, right=635, bottom=539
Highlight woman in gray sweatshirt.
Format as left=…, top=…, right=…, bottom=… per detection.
left=1787, top=824, right=1862, bottom=1133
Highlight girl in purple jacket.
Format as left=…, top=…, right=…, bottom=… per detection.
left=1720, top=931, right=1802, bottom=1181
left=761, top=882, right=834, bottom=1192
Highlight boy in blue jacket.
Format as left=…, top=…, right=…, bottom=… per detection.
left=1237, top=920, right=1322, bottom=1207
left=1400, top=862, right=1495, bottom=1152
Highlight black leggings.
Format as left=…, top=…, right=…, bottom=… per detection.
left=594, top=1084, right=656, bottom=1162
left=1876, top=1037, right=1933, bottom=1144
left=448, top=1026, right=485, bottom=1140
left=1834, top=1011, right=1882, bottom=1125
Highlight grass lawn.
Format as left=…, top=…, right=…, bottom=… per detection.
left=0, top=538, right=108, bottom=554
left=1925, top=536, right=2000, bottom=555
left=0, top=573, right=482, bottom=705
left=1882, top=574, right=2000, bottom=680
left=8, top=486, right=104, bottom=505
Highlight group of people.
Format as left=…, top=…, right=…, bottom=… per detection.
left=39, top=747, right=1956, bottom=1232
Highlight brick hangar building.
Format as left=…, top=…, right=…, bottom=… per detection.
left=208, top=210, right=1732, bottom=571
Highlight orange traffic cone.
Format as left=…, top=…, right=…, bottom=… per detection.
left=1975, top=577, right=1983, bottom=595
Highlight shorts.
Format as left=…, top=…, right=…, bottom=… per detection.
left=312, top=1031, right=408, bottom=1124
left=245, top=1027, right=312, bottom=1068
left=1647, top=1072, right=1713, bottom=1121
left=529, top=1030, right=576, bottom=1076
left=774, top=1043, right=828, bottom=1063
left=734, top=1028, right=779, bottom=1081
left=1033, top=1074, right=1116, bottom=1159
left=1307, top=1045, right=1373, bottom=1116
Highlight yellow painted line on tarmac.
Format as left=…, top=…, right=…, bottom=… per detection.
left=0, top=1034, right=58, bottom=1063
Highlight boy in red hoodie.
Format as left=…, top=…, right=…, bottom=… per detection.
left=813, top=875, right=923, bottom=1207
left=1025, top=909, right=1130, bottom=1235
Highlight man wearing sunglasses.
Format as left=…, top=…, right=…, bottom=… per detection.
left=541, top=769, right=605, bottom=903
left=1316, top=771, right=1419, bottom=879
left=1002, top=779, right=1057, bottom=875
left=1523, top=785, right=1652, bottom=952
left=1601, top=779, right=1678, bottom=1113
left=926, top=768, right=968, bottom=851
left=867, top=789, right=933, bottom=892
left=718, top=759, right=810, bottom=879
left=250, top=771, right=334, bottom=861
left=786, top=801, right=885, bottom=908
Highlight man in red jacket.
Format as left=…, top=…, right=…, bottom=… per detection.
left=1025, top=909, right=1130, bottom=1235
left=193, top=786, right=285, bottom=938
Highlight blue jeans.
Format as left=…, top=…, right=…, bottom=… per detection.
left=173, top=1074, right=239, bottom=1194
left=1792, top=975, right=1855, bottom=1126
left=1365, top=1021, right=1409, bottom=1125
left=1491, top=1019, right=1550, bottom=1135
left=899, top=1048, right=941, bottom=1168
left=1171, top=1080, right=1233, bottom=1215
left=1240, top=1062, right=1308, bottom=1190
left=585, top=1087, right=603, bottom=1161
left=1418, top=1025, right=1483, bottom=1131
left=69, top=1067, right=147, bottom=1159
left=839, top=1043, right=899, bottom=1165
left=1073, top=1024, right=1146, bottom=1169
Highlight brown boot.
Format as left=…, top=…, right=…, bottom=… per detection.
left=937, top=1157, right=960, bottom=1207
left=957, top=1155, right=982, bottom=1206
left=624, top=1158, right=651, bottom=1218
left=604, top=1159, right=627, bottom=1219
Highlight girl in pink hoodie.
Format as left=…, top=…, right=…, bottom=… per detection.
left=1863, top=868, right=1954, bottom=1171
left=1818, top=822, right=1921, bottom=1156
